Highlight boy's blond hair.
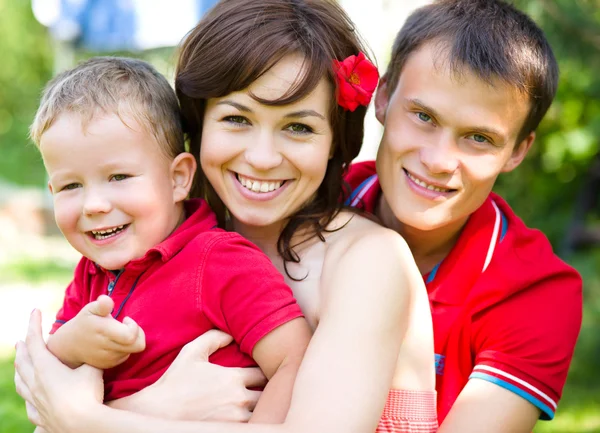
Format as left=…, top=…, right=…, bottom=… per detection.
left=31, top=56, right=184, bottom=158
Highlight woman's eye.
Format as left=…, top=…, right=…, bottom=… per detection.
left=110, top=174, right=129, bottom=182
left=417, top=112, right=432, bottom=123
left=61, top=183, right=81, bottom=191
left=286, top=123, right=313, bottom=135
left=223, top=115, right=250, bottom=126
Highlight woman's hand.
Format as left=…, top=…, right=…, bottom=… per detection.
left=108, top=330, right=267, bottom=422
left=14, top=309, right=105, bottom=433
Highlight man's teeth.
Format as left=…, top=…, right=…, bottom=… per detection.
left=237, top=174, right=283, bottom=193
left=91, top=225, right=125, bottom=240
left=406, top=172, right=452, bottom=193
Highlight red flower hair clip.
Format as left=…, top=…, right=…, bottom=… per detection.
left=333, top=52, right=379, bottom=112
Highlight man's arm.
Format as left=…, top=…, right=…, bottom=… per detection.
left=438, top=379, right=540, bottom=433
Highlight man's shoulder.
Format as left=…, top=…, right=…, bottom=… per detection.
left=481, top=193, right=582, bottom=304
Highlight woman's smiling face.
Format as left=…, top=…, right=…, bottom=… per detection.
left=200, top=54, right=334, bottom=230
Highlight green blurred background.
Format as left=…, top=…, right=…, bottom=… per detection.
left=0, top=0, right=598, bottom=432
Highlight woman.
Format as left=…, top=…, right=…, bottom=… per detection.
left=15, top=1, right=436, bottom=432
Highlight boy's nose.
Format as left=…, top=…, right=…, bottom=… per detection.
left=82, top=190, right=112, bottom=215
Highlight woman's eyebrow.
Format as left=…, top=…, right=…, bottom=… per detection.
left=216, top=100, right=253, bottom=112
left=284, top=109, right=326, bottom=120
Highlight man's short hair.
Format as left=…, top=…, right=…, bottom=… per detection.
left=384, top=0, right=559, bottom=142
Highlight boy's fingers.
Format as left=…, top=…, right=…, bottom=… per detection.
left=86, top=295, right=114, bottom=317
left=180, top=329, right=233, bottom=361
left=122, top=317, right=146, bottom=353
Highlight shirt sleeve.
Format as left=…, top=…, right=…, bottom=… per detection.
left=200, top=233, right=304, bottom=356
left=50, top=257, right=89, bottom=334
left=470, top=270, right=582, bottom=420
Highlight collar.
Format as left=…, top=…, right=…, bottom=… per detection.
left=88, top=199, right=217, bottom=275
left=426, top=195, right=503, bottom=305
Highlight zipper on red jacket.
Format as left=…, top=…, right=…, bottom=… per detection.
left=107, top=270, right=123, bottom=296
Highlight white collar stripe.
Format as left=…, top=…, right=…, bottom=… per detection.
left=482, top=200, right=501, bottom=273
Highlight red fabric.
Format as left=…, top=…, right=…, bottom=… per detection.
left=376, top=390, right=438, bottom=432
left=345, top=161, right=582, bottom=422
left=51, top=199, right=303, bottom=401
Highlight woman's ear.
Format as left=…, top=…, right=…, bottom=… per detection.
left=171, top=152, right=197, bottom=202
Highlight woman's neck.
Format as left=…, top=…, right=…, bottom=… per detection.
left=231, top=218, right=284, bottom=261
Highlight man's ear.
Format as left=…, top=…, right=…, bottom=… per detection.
left=374, top=76, right=390, bottom=126
left=502, top=132, right=535, bottom=173
left=171, top=152, right=197, bottom=202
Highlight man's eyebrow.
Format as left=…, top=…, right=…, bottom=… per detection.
left=405, top=98, right=443, bottom=120
left=406, top=97, right=506, bottom=139
left=284, top=109, right=326, bottom=121
left=215, top=100, right=253, bottom=112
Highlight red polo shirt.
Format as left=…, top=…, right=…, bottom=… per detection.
left=51, top=199, right=303, bottom=401
left=345, top=161, right=582, bottom=423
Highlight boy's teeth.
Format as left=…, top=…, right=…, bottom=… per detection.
left=237, top=174, right=283, bottom=193
left=91, top=225, right=126, bottom=239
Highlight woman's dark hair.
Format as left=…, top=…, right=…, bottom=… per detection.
left=176, top=0, right=371, bottom=274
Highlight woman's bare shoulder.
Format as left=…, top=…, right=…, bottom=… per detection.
left=323, top=211, right=414, bottom=266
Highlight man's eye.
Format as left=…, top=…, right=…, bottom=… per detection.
left=417, top=112, right=432, bottom=123
left=110, top=174, right=129, bottom=181
left=469, top=134, right=490, bottom=144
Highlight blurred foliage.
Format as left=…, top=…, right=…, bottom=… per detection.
left=0, top=0, right=53, bottom=186
left=496, top=0, right=600, bottom=246
left=0, top=0, right=176, bottom=187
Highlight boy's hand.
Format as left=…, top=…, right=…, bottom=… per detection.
left=52, top=295, right=146, bottom=370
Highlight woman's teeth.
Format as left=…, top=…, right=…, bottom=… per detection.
left=237, top=174, right=284, bottom=193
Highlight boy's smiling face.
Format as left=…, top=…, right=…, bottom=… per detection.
left=40, top=112, right=187, bottom=270
left=375, top=42, right=535, bottom=235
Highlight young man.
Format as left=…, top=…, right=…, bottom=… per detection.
left=345, top=0, right=582, bottom=431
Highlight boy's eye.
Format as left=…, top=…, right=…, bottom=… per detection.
left=110, top=174, right=129, bottom=181
left=61, top=183, right=81, bottom=191
left=285, top=123, right=314, bottom=135
left=223, top=115, right=250, bottom=126
left=417, top=112, right=432, bottom=123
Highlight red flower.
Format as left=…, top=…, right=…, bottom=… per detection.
left=333, top=52, right=379, bottom=112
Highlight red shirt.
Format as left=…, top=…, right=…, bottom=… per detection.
left=345, top=161, right=582, bottom=423
left=51, top=199, right=303, bottom=401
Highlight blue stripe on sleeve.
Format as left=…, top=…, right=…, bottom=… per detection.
left=469, top=372, right=554, bottom=420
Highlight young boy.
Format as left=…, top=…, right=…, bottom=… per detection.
left=30, top=56, right=311, bottom=423
left=346, top=1, right=582, bottom=432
